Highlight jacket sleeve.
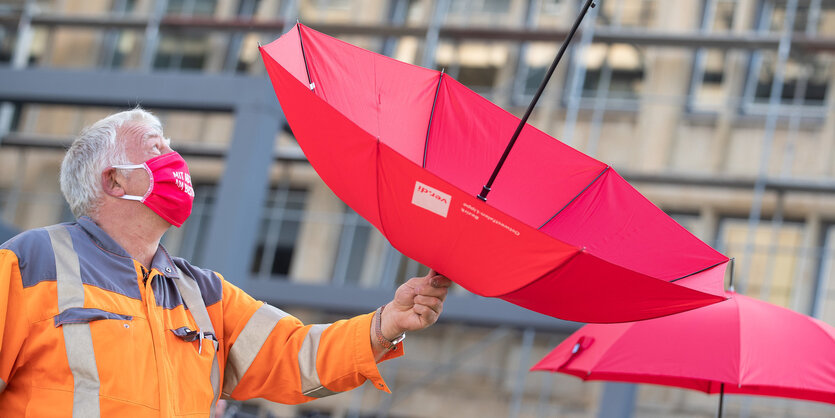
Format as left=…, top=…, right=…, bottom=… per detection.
left=217, top=274, right=402, bottom=404
left=0, top=249, right=29, bottom=393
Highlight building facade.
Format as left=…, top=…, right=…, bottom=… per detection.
left=1, top=0, right=834, bottom=416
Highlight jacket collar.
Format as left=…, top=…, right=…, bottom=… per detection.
left=77, top=216, right=178, bottom=276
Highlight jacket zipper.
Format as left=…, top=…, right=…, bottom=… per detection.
left=141, top=265, right=150, bottom=284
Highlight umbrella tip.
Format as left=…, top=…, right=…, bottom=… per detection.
left=257, top=41, right=262, bottom=48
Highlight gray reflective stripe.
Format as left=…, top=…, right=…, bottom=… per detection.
left=304, top=386, right=340, bottom=398
left=46, top=225, right=101, bottom=417
left=46, top=226, right=84, bottom=311
left=299, top=323, right=340, bottom=398
left=63, top=323, right=101, bottom=416
left=222, top=304, right=288, bottom=396
left=0, top=377, right=6, bottom=392
left=173, top=268, right=221, bottom=417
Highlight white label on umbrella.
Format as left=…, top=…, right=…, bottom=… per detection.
left=412, top=181, right=451, bottom=218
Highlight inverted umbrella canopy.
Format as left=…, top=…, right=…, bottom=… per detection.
left=532, top=292, right=835, bottom=409
left=259, top=23, right=729, bottom=323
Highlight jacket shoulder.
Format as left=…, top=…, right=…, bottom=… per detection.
left=1, top=227, right=58, bottom=288
left=1, top=227, right=51, bottom=253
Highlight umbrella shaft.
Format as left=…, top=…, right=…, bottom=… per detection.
left=477, top=0, right=596, bottom=202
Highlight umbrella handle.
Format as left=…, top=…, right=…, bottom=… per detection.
left=717, top=383, right=725, bottom=418
left=477, top=0, right=597, bottom=202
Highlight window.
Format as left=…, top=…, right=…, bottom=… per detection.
left=167, top=0, right=219, bottom=16
left=435, top=41, right=510, bottom=95
left=578, top=43, right=646, bottom=100
left=689, top=48, right=730, bottom=110
left=715, top=217, right=807, bottom=309
left=814, top=224, right=835, bottom=324
left=740, top=0, right=834, bottom=113
left=594, top=0, right=657, bottom=28
left=688, top=0, right=737, bottom=111
left=250, top=186, right=307, bottom=278
left=514, top=42, right=557, bottom=99
left=445, top=0, right=515, bottom=26
left=153, top=0, right=218, bottom=71
left=164, top=183, right=217, bottom=263
left=744, top=52, right=830, bottom=109
left=331, top=207, right=374, bottom=286
left=0, top=25, right=13, bottom=65
left=534, top=0, right=568, bottom=28
left=300, top=0, right=385, bottom=23
left=169, top=183, right=307, bottom=279
left=96, top=0, right=140, bottom=69
left=668, top=211, right=705, bottom=239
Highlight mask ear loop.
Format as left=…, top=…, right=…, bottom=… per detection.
left=111, top=163, right=154, bottom=202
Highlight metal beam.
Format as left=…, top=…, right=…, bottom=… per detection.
left=8, top=131, right=835, bottom=195
left=0, top=67, right=269, bottom=111
left=0, top=132, right=306, bottom=162
left=199, top=96, right=283, bottom=285
left=621, top=171, right=835, bottom=194
left=597, top=383, right=637, bottom=418
left=1, top=14, right=833, bottom=52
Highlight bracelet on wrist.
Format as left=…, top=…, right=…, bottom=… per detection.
left=375, top=304, right=405, bottom=351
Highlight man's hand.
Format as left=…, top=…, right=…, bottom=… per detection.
left=371, top=270, right=451, bottom=357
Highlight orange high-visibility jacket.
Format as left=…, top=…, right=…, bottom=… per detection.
left=0, top=217, right=400, bottom=416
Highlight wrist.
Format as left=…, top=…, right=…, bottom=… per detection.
left=380, top=303, right=404, bottom=340
left=376, top=304, right=405, bottom=350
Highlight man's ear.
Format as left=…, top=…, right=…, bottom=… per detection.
left=101, top=167, right=127, bottom=198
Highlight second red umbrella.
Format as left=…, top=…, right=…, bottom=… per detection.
left=532, top=292, right=835, bottom=416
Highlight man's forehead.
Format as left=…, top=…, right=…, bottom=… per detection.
left=121, top=120, right=163, bottom=140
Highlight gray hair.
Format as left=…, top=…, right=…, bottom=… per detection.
left=60, top=108, right=162, bottom=218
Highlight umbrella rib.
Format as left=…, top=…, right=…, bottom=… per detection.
left=537, top=165, right=610, bottom=230
left=669, top=259, right=729, bottom=283
left=422, top=70, right=445, bottom=168
left=297, top=23, right=314, bottom=90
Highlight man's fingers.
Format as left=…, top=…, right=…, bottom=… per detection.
left=426, top=269, right=452, bottom=288
left=417, top=281, right=450, bottom=303
left=429, top=276, right=452, bottom=289
left=413, top=295, right=443, bottom=313
left=412, top=303, right=440, bottom=324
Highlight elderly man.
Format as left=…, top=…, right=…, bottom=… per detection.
left=0, top=108, right=451, bottom=416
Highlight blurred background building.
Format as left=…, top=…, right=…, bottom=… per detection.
left=1, top=0, right=834, bottom=416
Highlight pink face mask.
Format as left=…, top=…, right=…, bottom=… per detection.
left=112, top=152, right=195, bottom=227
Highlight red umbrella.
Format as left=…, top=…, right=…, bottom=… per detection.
left=257, top=22, right=730, bottom=323
left=532, top=292, right=835, bottom=416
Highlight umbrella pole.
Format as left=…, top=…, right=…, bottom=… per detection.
left=717, top=383, right=725, bottom=418
left=477, top=0, right=597, bottom=201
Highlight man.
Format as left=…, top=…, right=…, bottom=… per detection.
left=0, top=108, right=451, bottom=416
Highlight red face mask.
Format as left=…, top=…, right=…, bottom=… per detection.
left=112, top=152, right=195, bottom=227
